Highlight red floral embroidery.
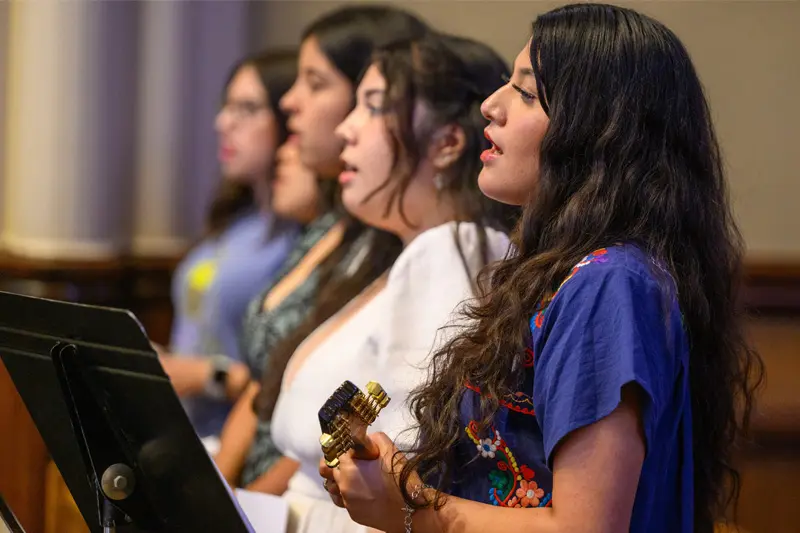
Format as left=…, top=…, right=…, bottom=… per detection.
left=465, top=423, right=553, bottom=508
left=533, top=248, right=611, bottom=330
left=523, top=348, right=535, bottom=367
left=510, top=479, right=546, bottom=507
left=464, top=382, right=535, bottom=416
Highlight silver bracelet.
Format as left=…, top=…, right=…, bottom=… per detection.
left=403, top=485, right=427, bottom=533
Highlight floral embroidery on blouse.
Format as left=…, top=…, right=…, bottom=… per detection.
left=464, top=382, right=536, bottom=416
left=464, top=348, right=536, bottom=415
left=465, top=421, right=552, bottom=508
left=533, top=248, right=609, bottom=329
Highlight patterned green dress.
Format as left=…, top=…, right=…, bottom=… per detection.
left=238, top=211, right=372, bottom=486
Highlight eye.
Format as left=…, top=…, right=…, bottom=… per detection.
left=501, top=74, right=537, bottom=103
left=364, top=91, right=388, bottom=115
left=305, top=73, right=327, bottom=93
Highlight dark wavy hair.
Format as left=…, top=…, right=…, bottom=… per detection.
left=206, top=49, right=298, bottom=237
left=254, top=5, right=429, bottom=420
left=368, top=33, right=519, bottom=237
left=399, top=4, right=764, bottom=532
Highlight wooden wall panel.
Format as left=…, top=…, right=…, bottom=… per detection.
left=0, top=362, right=48, bottom=533
left=0, top=254, right=176, bottom=533
left=0, top=257, right=797, bottom=532
left=737, top=316, right=800, bottom=533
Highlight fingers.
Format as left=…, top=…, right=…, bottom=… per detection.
left=319, top=457, right=335, bottom=480
left=323, top=477, right=344, bottom=508
left=323, top=476, right=342, bottom=498
left=320, top=457, right=345, bottom=508
left=330, top=493, right=345, bottom=508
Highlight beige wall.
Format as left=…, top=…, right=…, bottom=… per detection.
left=256, top=1, right=800, bottom=260
left=0, top=2, right=7, bottom=237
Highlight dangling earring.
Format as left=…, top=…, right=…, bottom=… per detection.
left=433, top=172, right=445, bottom=191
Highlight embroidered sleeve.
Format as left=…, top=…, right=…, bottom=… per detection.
left=532, top=259, right=680, bottom=467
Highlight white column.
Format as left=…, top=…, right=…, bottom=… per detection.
left=130, top=1, right=189, bottom=257
left=1, top=0, right=138, bottom=260
left=131, top=1, right=249, bottom=256
left=0, top=0, right=9, bottom=237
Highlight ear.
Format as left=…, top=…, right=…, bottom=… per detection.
left=428, top=123, right=467, bottom=171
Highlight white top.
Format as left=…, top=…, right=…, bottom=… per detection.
left=271, top=222, right=510, bottom=533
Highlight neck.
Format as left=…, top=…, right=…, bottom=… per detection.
left=252, top=178, right=271, bottom=214
left=395, top=194, right=461, bottom=247
left=294, top=207, right=322, bottom=225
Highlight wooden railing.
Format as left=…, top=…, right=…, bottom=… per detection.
left=0, top=255, right=796, bottom=533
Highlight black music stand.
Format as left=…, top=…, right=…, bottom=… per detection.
left=0, top=494, right=26, bottom=533
left=0, top=291, right=254, bottom=533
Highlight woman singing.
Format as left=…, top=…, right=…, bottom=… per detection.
left=321, top=4, right=763, bottom=533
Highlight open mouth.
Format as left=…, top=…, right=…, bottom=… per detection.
left=339, top=161, right=358, bottom=184
left=484, top=130, right=503, bottom=155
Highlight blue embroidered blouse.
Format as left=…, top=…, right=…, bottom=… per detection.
left=454, top=245, right=694, bottom=533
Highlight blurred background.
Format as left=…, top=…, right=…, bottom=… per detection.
left=0, top=1, right=797, bottom=532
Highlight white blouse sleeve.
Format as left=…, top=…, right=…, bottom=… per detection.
left=369, top=223, right=510, bottom=452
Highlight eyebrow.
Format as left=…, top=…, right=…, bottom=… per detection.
left=302, top=67, right=326, bottom=79
left=518, top=67, right=535, bottom=77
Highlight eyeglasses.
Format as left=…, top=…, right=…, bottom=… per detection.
left=219, top=99, right=268, bottom=122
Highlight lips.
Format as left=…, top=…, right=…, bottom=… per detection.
left=481, top=129, right=503, bottom=164
left=339, top=156, right=358, bottom=185
left=219, top=145, right=236, bottom=161
left=484, top=129, right=503, bottom=155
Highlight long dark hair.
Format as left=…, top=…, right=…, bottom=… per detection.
left=206, top=49, right=297, bottom=237
left=368, top=33, right=518, bottom=236
left=254, top=5, right=429, bottom=420
left=399, top=4, right=764, bottom=532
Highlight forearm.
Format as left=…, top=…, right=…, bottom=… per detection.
left=215, top=383, right=260, bottom=486
left=411, top=496, right=560, bottom=533
left=223, top=362, right=251, bottom=401
left=159, top=354, right=211, bottom=397
left=160, top=354, right=249, bottom=401
left=245, top=455, right=300, bottom=495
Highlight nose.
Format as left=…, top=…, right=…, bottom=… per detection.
left=215, top=106, right=233, bottom=133
left=279, top=82, right=299, bottom=114
left=334, top=110, right=357, bottom=144
left=480, top=86, right=505, bottom=125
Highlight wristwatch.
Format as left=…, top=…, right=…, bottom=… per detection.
left=204, top=355, right=231, bottom=399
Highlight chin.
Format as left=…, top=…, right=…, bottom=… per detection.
left=478, top=171, right=525, bottom=207
left=340, top=191, right=361, bottom=217
left=222, top=170, right=250, bottom=183
left=297, top=147, right=317, bottom=171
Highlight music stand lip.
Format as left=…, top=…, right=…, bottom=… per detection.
left=0, top=291, right=254, bottom=533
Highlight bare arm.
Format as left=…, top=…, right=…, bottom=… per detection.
left=245, top=456, right=300, bottom=495
left=413, top=386, right=645, bottom=533
left=330, top=387, right=645, bottom=533
left=215, top=382, right=260, bottom=486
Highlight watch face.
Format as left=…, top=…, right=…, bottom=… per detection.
left=213, top=368, right=228, bottom=384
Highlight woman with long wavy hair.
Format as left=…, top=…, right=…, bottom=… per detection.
left=212, top=4, right=429, bottom=492
left=320, top=4, right=763, bottom=533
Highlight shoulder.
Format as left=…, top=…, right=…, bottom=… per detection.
left=390, top=222, right=510, bottom=281
left=294, top=211, right=341, bottom=252
left=533, top=245, right=677, bottom=330
left=557, top=245, right=670, bottom=301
